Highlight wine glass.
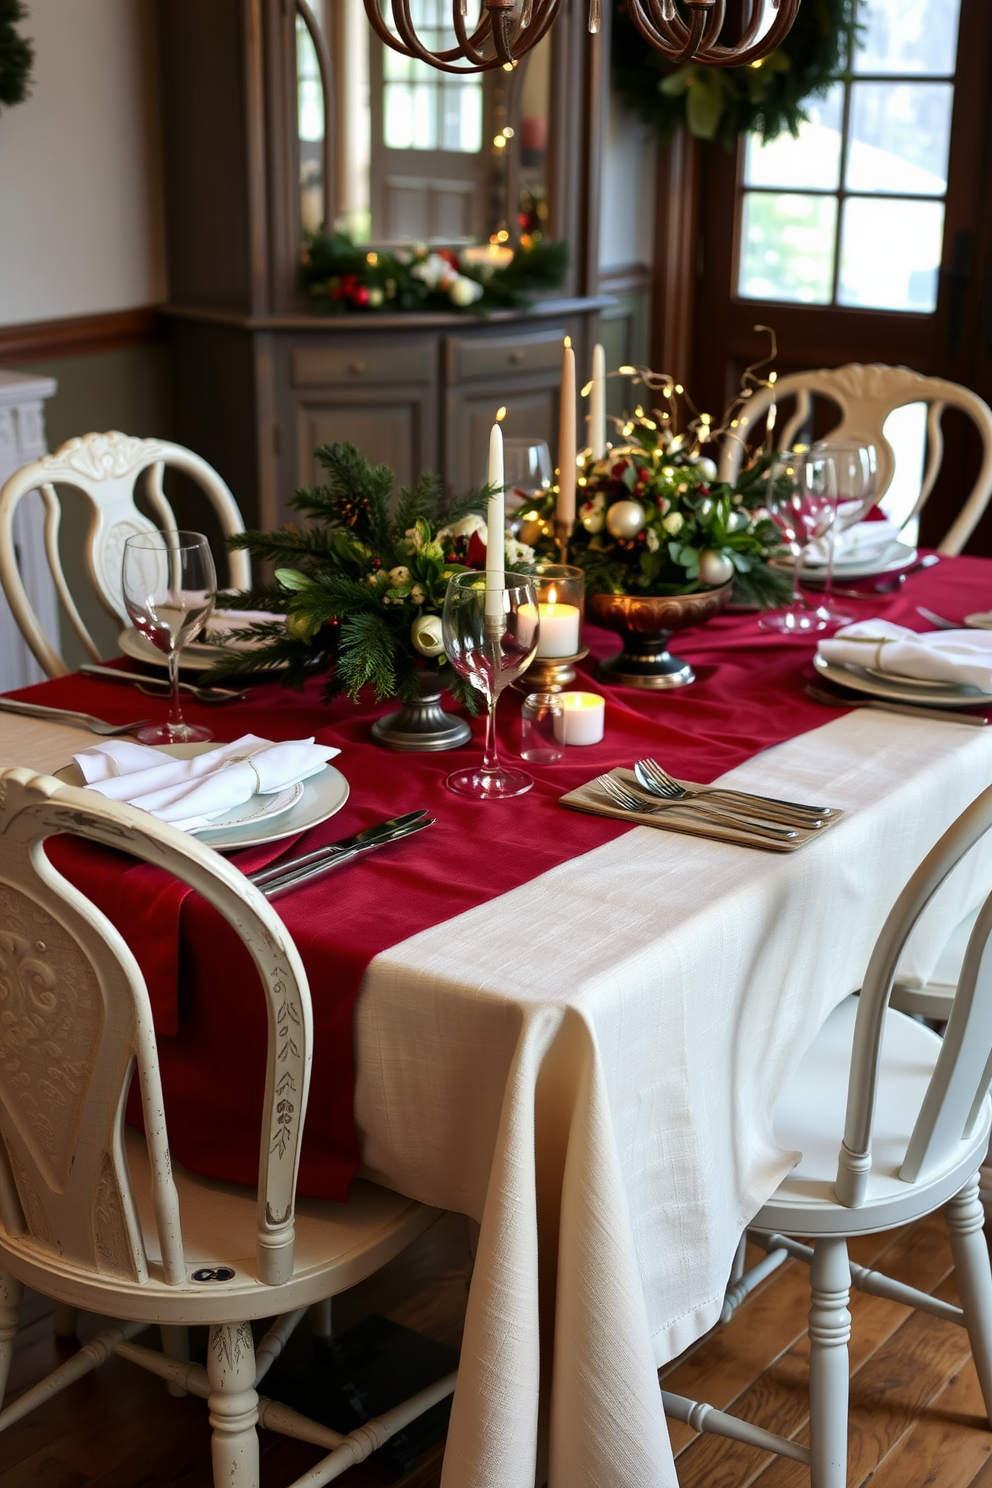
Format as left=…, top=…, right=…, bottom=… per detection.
left=758, top=455, right=834, bottom=635
left=808, top=437, right=878, bottom=623
left=501, top=438, right=553, bottom=516
left=442, top=570, right=540, bottom=798
left=122, top=530, right=217, bottom=744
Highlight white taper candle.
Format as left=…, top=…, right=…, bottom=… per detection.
left=557, top=340, right=576, bottom=526
left=590, top=342, right=606, bottom=460
left=485, top=421, right=505, bottom=622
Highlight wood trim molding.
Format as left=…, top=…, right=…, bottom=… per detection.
left=600, top=262, right=652, bottom=297
left=0, top=307, right=167, bottom=366
left=652, top=130, right=701, bottom=378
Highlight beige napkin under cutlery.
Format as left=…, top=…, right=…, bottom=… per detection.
left=560, top=770, right=844, bottom=853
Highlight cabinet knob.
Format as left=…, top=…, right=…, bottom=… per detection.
left=509, top=351, right=525, bottom=365
left=350, top=360, right=368, bottom=375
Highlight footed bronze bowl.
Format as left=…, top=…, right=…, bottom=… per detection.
left=587, top=583, right=733, bottom=688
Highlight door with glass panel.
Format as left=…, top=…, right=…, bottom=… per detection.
left=690, top=0, right=992, bottom=542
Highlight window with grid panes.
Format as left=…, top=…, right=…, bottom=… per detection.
left=382, top=0, right=483, bottom=153
left=738, top=0, right=962, bottom=312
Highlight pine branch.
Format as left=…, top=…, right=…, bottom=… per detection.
left=216, top=582, right=292, bottom=613
left=446, top=669, right=481, bottom=715
left=227, top=526, right=339, bottom=566
left=335, top=609, right=399, bottom=701
left=298, top=443, right=395, bottom=551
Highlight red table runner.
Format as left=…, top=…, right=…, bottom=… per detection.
left=10, top=555, right=991, bottom=1199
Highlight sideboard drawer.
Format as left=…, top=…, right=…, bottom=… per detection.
left=446, top=327, right=567, bottom=382
left=292, top=342, right=433, bottom=387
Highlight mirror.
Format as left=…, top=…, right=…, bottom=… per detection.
left=297, top=0, right=552, bottom=249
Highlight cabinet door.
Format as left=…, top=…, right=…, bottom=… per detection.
left=444, top=381, right=560, bottom=493
left=292, top=387, right=437, bottom=511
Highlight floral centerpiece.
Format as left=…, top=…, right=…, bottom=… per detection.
left=206, top=442, right=534, bottom=724
left=302, top=230, right=569, bottom=316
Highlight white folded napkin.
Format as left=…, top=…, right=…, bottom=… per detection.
left=74, top=733, right=340, bottom=831
left=202, top=609, right=286, bottom=649
left=819, top=620, right=992, bottom=693
left=803, top=518, right=901, bottom=568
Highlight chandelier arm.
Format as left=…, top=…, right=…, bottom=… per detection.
left=451, top=1, right=497, bottom=65
left=386, top=0, right=509, bottom=73
left=722, top=0, right=769, bottom=52
left=633, top=0, right=691, bottom=50
left=486, top=0, right=517, bottom=63
left=696, top=0, right=728, bottom=52
left=694, top=0, right=799, bottom=65
left=362, top=0, right=419, bottom=59
left=673, top=7, right=710, bottom=63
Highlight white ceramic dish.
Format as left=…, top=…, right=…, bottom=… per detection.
left=117, top=627, right=288, bottom=675
left=57, top=742, right=349, bottom=851
left=813, top=652, right=990, bottom=708
left=799, top=541, right=917, bottom=583
left=965, top=612, right=992, bottom=631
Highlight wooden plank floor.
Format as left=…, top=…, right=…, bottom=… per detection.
left=2, top=1210, right=991, bottom=1486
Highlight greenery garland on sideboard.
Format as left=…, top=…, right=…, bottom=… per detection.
left=0, top=0, right=32, bottom=112
left=611, top=0, right=856, bottom=147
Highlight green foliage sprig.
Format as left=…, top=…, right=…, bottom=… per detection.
left=0, top=0, right=32, bottom=111
left=611, top=0, right=857, bottom=147
left=207, top=443, right=501, bottom=709
left=302, top=231, right=569, bottom=316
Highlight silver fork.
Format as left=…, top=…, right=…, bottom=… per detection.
left=79, top=664, right=247, bottom=703
left=597, top=773, right=797, bottom=842
left=634, top=758, right=830, bottom=827
left=0, top=697, right=153, bottom=736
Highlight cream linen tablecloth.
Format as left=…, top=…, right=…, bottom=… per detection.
left=3, top=709, right=991, bottom=1488
left=353, top=709, right=992, bottom=1488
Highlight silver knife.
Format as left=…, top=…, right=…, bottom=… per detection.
left=79, top=663, right=243, bottom=699
left=250, top=812, right=433, bottom=896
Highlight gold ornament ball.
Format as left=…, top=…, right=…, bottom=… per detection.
left=698, top=549, right=734, bottom=587
left=605, top=499, right=646, bottom=540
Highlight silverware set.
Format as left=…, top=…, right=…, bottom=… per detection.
left=804, top=683, right=987, bottom=726
left=596, top=758, right=833, bottom=840
left=248, top=811, right=434, bottom=898
left=822, top=552, right=940, bottom=601
left=79, top=663, right=246, bottom=704
left=0, top=696, right=155, bottom=736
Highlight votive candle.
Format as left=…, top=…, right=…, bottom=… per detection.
left=553, top=691, right=605, bottom=745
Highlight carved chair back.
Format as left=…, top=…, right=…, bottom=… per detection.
left=0, top=768, right=311, bottom=1288
left=835, top=782, right=992, bottom=1207
left=0, top=432, right=251, bottom=679
left=716, top=363, right=992, bottom=554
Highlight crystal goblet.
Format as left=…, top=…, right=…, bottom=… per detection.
left=122, top=530, right=217, bottom=744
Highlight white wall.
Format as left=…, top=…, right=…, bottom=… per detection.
left=600, top=88, right=656, bottom=271
left=0, top=0, right=166, bottom=327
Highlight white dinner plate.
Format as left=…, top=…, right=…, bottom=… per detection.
left=117, top=627, right=288, bottom=675
left=799, top=541, right=917, bottom=584
left=813, top=652, right=991, bottom=708
left=57, top=742, right=350, bottom=851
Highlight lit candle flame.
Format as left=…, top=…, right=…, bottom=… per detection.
left=496, top=406, right=507, bottom=422
left=547, top=586, right=558, bottom=607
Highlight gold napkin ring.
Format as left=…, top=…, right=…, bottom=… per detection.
left=225, top=754, right=262, bottom=793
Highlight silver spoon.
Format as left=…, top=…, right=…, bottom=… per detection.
left=0, top=697, right=154, bottom=736
left=829, top=552, right=940, bottom=601
left=633, top=758, right=829, bottom=826
left=598, top=772, right=797, bottom=841
left=79, top=664, right=247, bottom=704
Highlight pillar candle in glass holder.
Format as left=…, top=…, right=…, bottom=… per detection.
left=557, top=339, right=576, bottom=527
left=485, top=420, right=505, bottom=623
left=535, top=585, right=581, bottom=657
left=590, top=342, right=606, bottom=460
left=553, top=691, right=605, bottom=746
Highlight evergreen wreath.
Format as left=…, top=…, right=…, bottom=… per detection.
left=0, top=0, right=32, bottom=111
left=611, top=0, right=856, bottom=148
left=206, top=443, right=510, bottom=710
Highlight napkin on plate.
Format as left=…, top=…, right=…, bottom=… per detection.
left=73, top=733, right=340, bottom=831
left=819, top=620, right=992, bottom=692
left=201, top=609, right=287, bottom=650
left=803, top=518, right=902, bottom=568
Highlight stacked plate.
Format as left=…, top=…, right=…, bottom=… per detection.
left=117, top=627, right=287, bottom=674
left=798, top=539, right=917, bottom=586
left=813, top=652, right=992, bottom=710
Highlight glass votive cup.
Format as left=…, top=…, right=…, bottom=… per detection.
left=520, top=692, right=565, bottom=763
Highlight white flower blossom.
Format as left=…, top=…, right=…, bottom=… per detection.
left=410, top=583, right=426, bottom=603
left=449, top=275, right=484, bottom=308
left=662, top=512, right=684, bottom=536
left=437, top=513, right=487, bottom=542
left=645, top=528, right=660, bottom=552
left=504, top=537, right=535, bottom=565
left=388, top=565, right=411, bottom=587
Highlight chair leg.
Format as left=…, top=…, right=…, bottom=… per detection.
left=0, top=1272, right=22, bottom=1405
left=808, top=1236, right=852, bottom=1488
left=946, top=1171, right=992, bottom=1422
left=161, top=1325, right=190, bottom=1398
left=52, top=1303, right=79, bottom=1339
left=207, top=1322, right=259, bottom=1488
left=310, top=1297, right=334, bottom=1341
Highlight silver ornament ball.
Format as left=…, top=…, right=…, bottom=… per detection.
left=605, top=499, right=646, bottom=540
left=698, top=549, right=734, bottom=588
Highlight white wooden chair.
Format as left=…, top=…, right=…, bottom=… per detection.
left=0, top=768, right=453, bottom=1487
left=0, top=431, right=251, bottom=679
left=716, top=363, right=992, bottom=554
left=663, top=783, right=992, bottom=1487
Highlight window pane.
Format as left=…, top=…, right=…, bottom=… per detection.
left=838, top=196, right=944, bottom=310
left=854, top=0, right=961, bottom=76
left=846, top=81, right=952, bottom=194
left=738, top=193, right=837, bottom=304
left=743, top=85, right=844, bottom=190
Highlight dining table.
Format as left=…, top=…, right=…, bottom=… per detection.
left=3, top=554, right=992, bottom=1488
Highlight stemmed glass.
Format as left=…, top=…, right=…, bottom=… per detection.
left=501, top=438, right=553, bottom=516
left=808, top=436, right=878, bottom=623
left=122, top=530, right=217, bottom=744
left=441, top=570, right=540, bottom=798
left=758, top=455, right=835, bottom=635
